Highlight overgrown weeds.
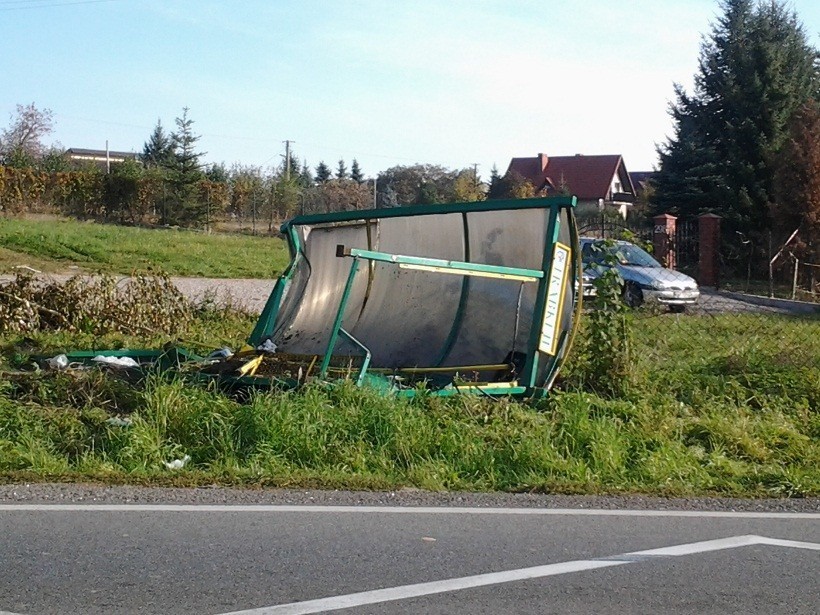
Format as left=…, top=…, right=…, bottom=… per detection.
left=0, top=272, right=192, bottom=336
left=0, top=271, right=818, bottom=497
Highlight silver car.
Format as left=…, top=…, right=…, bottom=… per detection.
left=580, top=238, right=699, bottom=312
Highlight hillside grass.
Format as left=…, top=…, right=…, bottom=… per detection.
left=1, top=309, right=817, bottom=497
left=0, top=217, right=289, bottom=278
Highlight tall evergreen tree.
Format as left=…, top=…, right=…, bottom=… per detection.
left=654, top=0, right=820, bottom=236
left=141, top=119, right=175, bottom=168
left=165, top=107, right=206, bottom=225
left=336, top=159, right=348, bottom=180
left=487, top=165, right=504, bottom=199
left=171, top=107, right=204, bottom=178
left=315, top=161, right=332, bottom=183
left=299, top=163, right=314, bottom=187
left=350, top=159, right=364, bottom=183
left=205, top=162, right=228, bottom=183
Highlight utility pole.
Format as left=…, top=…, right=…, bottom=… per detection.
left=283, top=140, right=294, bottom=180
left=373, top=176, right=377, bottom=208
left=472, top=163, right=480, bottom=189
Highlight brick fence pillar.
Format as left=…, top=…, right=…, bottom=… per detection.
left=698, top=213, right=721, bottom=287
left=653, top=213, right=677, bottom=269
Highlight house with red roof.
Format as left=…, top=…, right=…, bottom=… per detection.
left=505, top=153, right=636, bottom=218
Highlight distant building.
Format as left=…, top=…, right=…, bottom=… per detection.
left=628, top=171, right=657, bottom=200
left=506, top=153, right=636, bottom=218
left=66, top=147, right=137, bottom=171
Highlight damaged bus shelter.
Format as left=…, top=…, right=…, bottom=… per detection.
left=62, top=196, right=583, bottom=397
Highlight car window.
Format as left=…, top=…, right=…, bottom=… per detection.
left=615, top=243, right=661, bottom=267
left=580, top=240, right=661, bottom=268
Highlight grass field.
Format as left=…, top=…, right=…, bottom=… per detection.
left=1, top=304, right=817, bottom=497
left=0, top=217, right=289, bottom=278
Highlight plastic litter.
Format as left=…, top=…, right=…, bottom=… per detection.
left=238, top=355, right=264, bottom=377
left=207, top=347, right=234, bottom=360
left=163, top=454, right=191, bottom=470
left=46, top=354, right=69, bottom=370
left=256, top=339, right=277, bottom=354
left=91, top=355, right=140, bottom=369
left=105, top=417, right=133, bottom=427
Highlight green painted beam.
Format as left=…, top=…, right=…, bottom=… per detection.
left=281, top=196, right=577, bottom=232
left=338, top=246, right=544, bottom=281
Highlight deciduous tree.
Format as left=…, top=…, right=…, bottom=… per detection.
left=0, top=103, right=55, bottom=165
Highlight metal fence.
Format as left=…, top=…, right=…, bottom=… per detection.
left=580, top=213, right=819, bottom=372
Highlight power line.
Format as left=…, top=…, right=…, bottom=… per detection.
left=0, top=0, right=122, bottom=10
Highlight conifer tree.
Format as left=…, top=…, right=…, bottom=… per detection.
left=654, top=0, right=820, bottom=236
left=350, top=159, right=364, bottom=183
left=336, top=159, right=348, bottom=180
left=141, top=119, right=175, bottom=168
left=315, top=161, right=332, bottom=183
left=165, top=107, right=205, bottom=225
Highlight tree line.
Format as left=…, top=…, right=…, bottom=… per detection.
left=2, top=0, right=819, bottom=266
left=0, top=105, right=496, bottom=232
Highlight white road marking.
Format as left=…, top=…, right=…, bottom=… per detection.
left=217, top=534, right=820, bottom=615
left=0, top=503, right=819, bottom=519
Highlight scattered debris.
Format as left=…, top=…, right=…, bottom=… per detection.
left=256, top=339, right=277, bottom=354
left=46, top=354, right=69, bottom=370
left=163, top=455, right=191, bottom=470
left=238, top=355, right=264, bottom=377
left=206, top=347, right=234, bottom=360
left=44, top=197, right=581, bottom=398
left=91, top=355, right=140, bottom=369
left=105, top=417, right=133, bottom=427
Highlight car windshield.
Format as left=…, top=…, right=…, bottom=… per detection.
left=583, top=241, right=661, bottom=268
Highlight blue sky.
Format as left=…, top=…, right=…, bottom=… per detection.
left=2, top=0, right=820, bottom=178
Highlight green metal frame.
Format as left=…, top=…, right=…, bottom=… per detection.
left=338, top=246, right=544, bottom=281
left=249, top=196, right=577, bottom=348
left=283, top=196, right=576, bottom=229
left=55, top=196, right=580, bottom=399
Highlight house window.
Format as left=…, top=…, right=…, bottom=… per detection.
left=613, top=181, right=622, bottom=193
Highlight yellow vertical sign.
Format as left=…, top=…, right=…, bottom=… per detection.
left=538, top=242, right=570, bottom=356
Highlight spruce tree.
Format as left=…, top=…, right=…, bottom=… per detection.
left=487, top=165, right=504, bottom=199
left=166, top=107, right=206, bottom=225
left=315, top=161, right=332, bottom=183
left=299, top=163, right=314, bottom=187
left=350, top=159, right=364, bottom=183
left=142, top=119, right=175, bottom=168
left=654, top=0, right=820, bottom=236
left=336, top=159, right=348, bottom=180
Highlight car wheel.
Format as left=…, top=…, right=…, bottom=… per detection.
left=622, top=282, right=643, bottom=308
left=669, top=304, right=686, bottom=314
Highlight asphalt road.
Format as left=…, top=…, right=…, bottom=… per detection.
left=1, top=487, right=818, bottom=615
